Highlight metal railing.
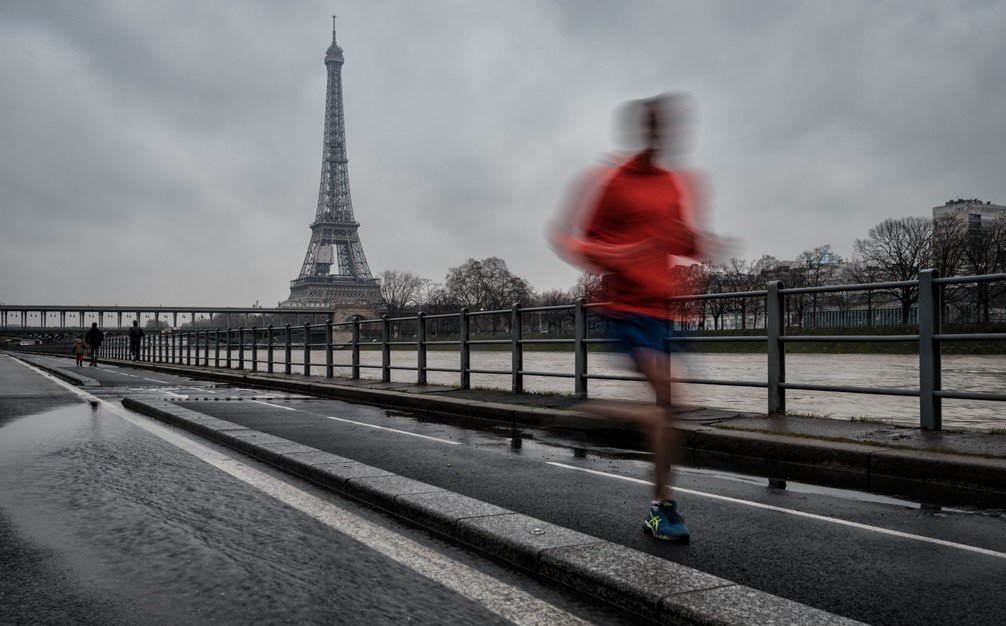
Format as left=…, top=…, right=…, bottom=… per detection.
left=27, top=269, right=1006, bottom=431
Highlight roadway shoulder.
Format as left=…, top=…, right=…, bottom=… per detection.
left=121, top=395, right=863, bottom=626
left=11, top=354, right=101, bottom=387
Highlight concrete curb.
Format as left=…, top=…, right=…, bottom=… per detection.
left=121, top=395, right=862, bottom=625
left=70, top=355, right=1006, bottom=506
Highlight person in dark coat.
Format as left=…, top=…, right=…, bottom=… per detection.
left=84, top=322, right=104, bottom=367
left=128, top=320, right=144, bottom=361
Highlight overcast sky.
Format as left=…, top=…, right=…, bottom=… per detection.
left=2, top=0, right=1004, bottom=307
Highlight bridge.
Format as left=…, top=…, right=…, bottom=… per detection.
left=0, top=304, right=352, bottom=341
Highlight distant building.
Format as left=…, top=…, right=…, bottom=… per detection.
left=932, top=198, right=1006, bottom=232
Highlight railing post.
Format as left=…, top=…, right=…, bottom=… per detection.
left=267, top=324, right=274, bottom=374
left=767, top=281, right=786, bottom=415
left=381, top=315, right=391, bottom=383
left=919, top=269, right=942, bottom=430
left=284, top=323, right=292, bottom=375
left=226, top=328, right=233, bottom=369
left=214, top=329, right=220, bottom=368
left=417, top=312, right=427, bottom=385
left=325, top=320, right=334, bottom=379
left=186, top=331, right=192, bottom=365
left=238, top=327, right=245, bottom=370
left=351, top=317, right=360, bottom=380
left=574, top=298, right=587, bottom=398
left=460, top=308, right=470, bottom=390
left=511, top=303, right=523, bottom=393
left=303, top=322, right=311, bottom=376
left=251, top=325, right=258, bottom=372
left=191, top=332, right=197, bottom=366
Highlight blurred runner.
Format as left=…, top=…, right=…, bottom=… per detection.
left=549, top=94, right=721, bottom=542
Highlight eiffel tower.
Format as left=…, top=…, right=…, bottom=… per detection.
left=281, top=18, right=381, bottom=318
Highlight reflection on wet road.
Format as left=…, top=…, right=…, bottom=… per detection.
left=0, top=356, right=629, bottom=625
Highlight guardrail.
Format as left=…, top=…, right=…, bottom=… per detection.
left=21, top=269, right=1006, bottom=431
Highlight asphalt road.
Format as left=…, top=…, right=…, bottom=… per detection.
left=0, top=355, right=634, bottom=625
left=13, top=354, right=1006, bottom=625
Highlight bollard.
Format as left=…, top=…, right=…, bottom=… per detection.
left=267, top=324, right=274, bottom=374
left=284, top=323, right=292, bottom=375
left=381, top=315, right=391, bottom=383
left=325, top=320, right=334, bottom=379
left=767, top=281, right=786, bottom=415
left=351, top=317, right=360, bottom=380
left=460, top=308, right=470, bottom=390
left=417, top=312, right=427, bottom=385
left=303, top=322, right=311, bottom=376
left=511, top=303, right=523, bottom=393
left=573, top=298, right=587, bottom=399
left=919, top=269, right=942, bottom=430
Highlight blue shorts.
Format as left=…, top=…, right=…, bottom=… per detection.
left=607, top=313, right=684, bottom=355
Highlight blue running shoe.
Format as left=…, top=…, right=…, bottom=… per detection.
left=643, top=500, right=690, bottom=542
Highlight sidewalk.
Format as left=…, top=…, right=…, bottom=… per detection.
left=17, top=351, right=1006, bottom=507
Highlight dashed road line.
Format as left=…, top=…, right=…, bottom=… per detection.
left=252, top=400, right=298, bottom=411
left=321, top=414, right=460, bottom=445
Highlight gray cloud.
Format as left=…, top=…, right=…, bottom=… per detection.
left=1, top=0, right=1004, bottom=307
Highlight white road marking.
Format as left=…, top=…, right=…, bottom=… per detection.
left=547, top=461, right=1006, bottom=560
left=322, top=415, right=461, bottom=446
left=163, top=391, right=188, bottom=398
left=11, top=357, right=586, bottom=626
left=243, top=398, right=460, bottom=446
left=144, top=377, right=169, bottom=383
left=252, top=400, right=297, bottom=411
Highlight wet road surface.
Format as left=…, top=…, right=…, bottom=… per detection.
left=0, top=355, right=634, bottom=625
left=11, top=354, right=1006, bottom=625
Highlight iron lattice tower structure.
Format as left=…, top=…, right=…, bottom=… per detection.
left=283, top=19, right=381, bottom=313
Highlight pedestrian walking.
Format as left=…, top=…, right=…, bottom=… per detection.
left=72, top=335, right=86, bottom=367
left=128, top=320, right=144, bottom=361
left=550, top=94, right=724, bottom=543
left=84, top=322, right=104, bottom=367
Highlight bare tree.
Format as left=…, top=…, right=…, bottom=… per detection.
left=843, top=258, right=884, bottom=325
left=720, top=258, right=761, bottom=329
left=931, top=217, right=968, bottom=321
left=445, top=257, right=534, bottom=333
left=572, top=272, right=605, bottom=303
left=380, top=270, right=428, bottom=319
left=795, top=245, right=842, bottom=327
left=853, top=217, right=932, bottom=323
left=961, top=218, right=1006, bottom=322
left=529, top=288, right=573, bottom=333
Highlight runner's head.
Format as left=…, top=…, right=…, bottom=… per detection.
left=616, top=93, right=693, bottom=163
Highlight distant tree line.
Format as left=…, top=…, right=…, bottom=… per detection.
left=380, top=213, right=1006, bottom=333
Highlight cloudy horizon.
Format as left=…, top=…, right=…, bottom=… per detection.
left=2, top=0, right=1004, bottom=306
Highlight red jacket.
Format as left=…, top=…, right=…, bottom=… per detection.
left=575, top=154, right=700, bottom=318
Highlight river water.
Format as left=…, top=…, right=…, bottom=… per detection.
left=210, top=347, right=1004, bottom=430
